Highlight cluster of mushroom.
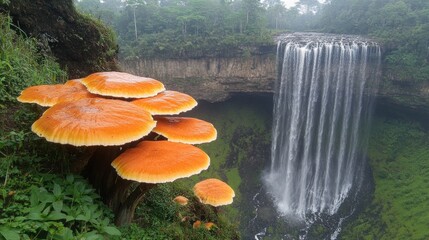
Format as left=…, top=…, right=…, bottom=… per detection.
left=173, top=178, right=236, bottom=230
left=17, top=71, right=235, bottom=225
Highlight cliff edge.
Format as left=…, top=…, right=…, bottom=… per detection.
left=0, top=0, right=118, bottom=78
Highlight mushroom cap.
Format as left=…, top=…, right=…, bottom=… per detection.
left=193, top=178, right=235, bottom=207
left=64, top=78, right=85, bottom=88
left=17, top=82, right=96, bottom=107
left=204, top=222, right=216, bottom=230
left=193, top=220, right=202, bottom=229
left=153, top=117, right=217, bottom=144
left=173, top=196, right=189, bottom=206
left=111, top=141, right=210, bottom=183
left=31, top=98, right=156, bottom=146
left=132, top=90, right=197, bottom=115
left=82, top=71, right=165, bottom=98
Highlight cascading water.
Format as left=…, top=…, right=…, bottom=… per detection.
left=265, top=34, right=381, bottom=220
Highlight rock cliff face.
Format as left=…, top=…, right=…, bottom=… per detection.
left=121, top=39, right=428, bottom=114
left=377, top=79, right=429, bottom=113
left=120, top=55, right=276, bottom=102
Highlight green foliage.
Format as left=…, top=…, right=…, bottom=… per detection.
left=184, top=96, right=272, bottom=222
left=0, top=11, right=120, bottom=240
left=0, top=14, right=66, bottom=105
left=341, top=117, right=429, bottom=239
left=0, top=173, right=120, bottom=239
left=116, top=183, right=239, bottom=240
left=318, top=0, right=429, bottom=82
left=74, top=0, right=275, bottom=59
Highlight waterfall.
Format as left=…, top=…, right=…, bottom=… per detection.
left=265, top=34, right=381, bottom=219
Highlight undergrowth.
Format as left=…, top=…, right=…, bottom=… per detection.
left=116, top=183, right=239, bottom=240
left=341, top=116, right=429, bottom=239
left=0, top=174, right=120, bottom=239
left=0, top=12, right=120, bottom=240
left=0, top=15, right=66, bottom=105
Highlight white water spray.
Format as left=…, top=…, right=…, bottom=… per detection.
left=265, top=35, right=380, bottom=219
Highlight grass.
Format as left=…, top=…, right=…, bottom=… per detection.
left=0, top=14, right=66, bottom=106
left=180, top=96, right=272, bottom=222
left=115, top=183, right=240, bottom=240
left=341, top=115, right=429, bottom=239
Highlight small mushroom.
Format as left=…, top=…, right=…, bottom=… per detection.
left=193, top=178, right=235, bottom=207
left=204, top=222, right=217, bottom=230
left=82, top=71, right=165, bottom=98
left=193, top=220, right=202, bottom=229
left=153, top=117, right=217, bottom=144
left=132, top=90, right=197, bottom=115
left=173, top=196, right=189, bottom=206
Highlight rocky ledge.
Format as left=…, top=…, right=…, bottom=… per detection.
left=120, top=55, right=276, bottom=102
left=120, top=33, right=428, bottom=114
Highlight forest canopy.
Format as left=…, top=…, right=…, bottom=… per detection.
left=74, top=0, right=429, bottom=81
left=318, top=0, right=429, bottom=82
left=74, top=0, right=286, bottom=59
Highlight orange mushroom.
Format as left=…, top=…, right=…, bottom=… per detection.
left=31, top=98, right=156, bottom=146
left=64, top=78, right=85, bottom=88
left=193, top=178, right=235, bottom=207
left=173, top=196, right=189, bottom=206
left=17, top=81, right=96, bottom=107
left=111, top=141, right=210, bottom=183
left=204, top=222, right=217, bottom=230
left=82, top=71, right=165, bottom=98
left=153, top=117, right=217, bottom=144
left=193, top=220, right=202, bottom=229
left=132, top=90, right=197, bottom=115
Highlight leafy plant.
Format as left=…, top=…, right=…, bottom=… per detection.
left=0, top=14, right=66, bottom=105
left=0, top=174, right=120, bottom=240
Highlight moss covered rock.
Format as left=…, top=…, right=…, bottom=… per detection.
left=1, top=0, right=118, bottom=78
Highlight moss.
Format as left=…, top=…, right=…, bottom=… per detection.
left=177, top=96, right=272, bottom=225
left=118, top=183, right=240, bottom=240
left=2, top=0, right=118, bottom=78
left=341, top=116, right=429, bottom=239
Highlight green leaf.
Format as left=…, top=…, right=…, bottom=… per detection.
left=0, top=227, right=20, bottom=240
left=41, top=205, right=51, bottom=215
left=66, top=175, right=74, bottom=183
left=80, top=231, right=102, bottom=240
left=47, top=211, right=67, bottom=221
left=52, top=200, right=63, bottom=212
left=0, top=189, right=6, bottom=199
left=27, top=212, right=43, bottom=220
left=65, top=215, right=75, bottom=222
left=52, top=227, right=74, bottom=240
left=29, top=187, right=39, bottom=206
left=75, top=214, right=90, bottom=222
left=53, top=183, right=62, bottom=197
left=102, top=226, right=121, bottom=236
left=25, top=202, right=46, bottom=214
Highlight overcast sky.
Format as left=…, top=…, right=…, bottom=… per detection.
left=282, top=0, right=299, bottom=8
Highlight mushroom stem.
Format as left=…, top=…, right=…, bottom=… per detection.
left=108, top=177, right=133, bottom=212
left=83, top=146, right=122, bottom=198
left=114, top=183, right=155, bottom=226
left=82, top=145, right=154, bottom=226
